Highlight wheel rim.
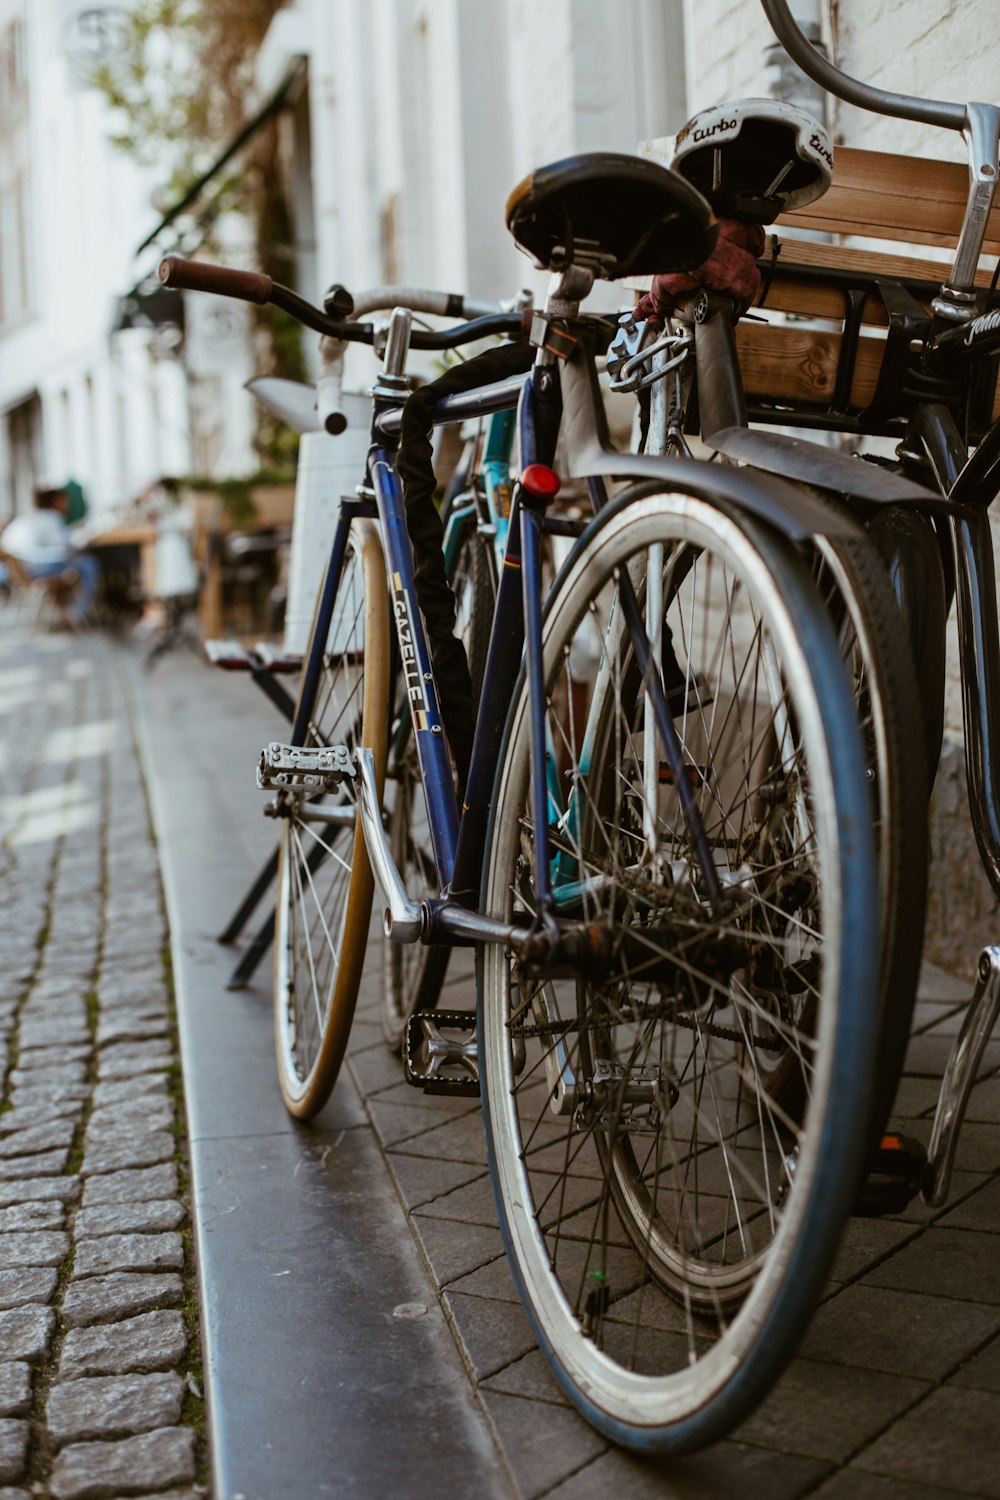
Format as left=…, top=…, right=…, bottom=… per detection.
left=275, top=521, right=388, bottom=1113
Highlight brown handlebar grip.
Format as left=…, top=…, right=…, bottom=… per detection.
left=158, top=255, right=273, bottom=305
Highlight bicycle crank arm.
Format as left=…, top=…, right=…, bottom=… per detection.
left=923, top=945, right=1000, bottom=1206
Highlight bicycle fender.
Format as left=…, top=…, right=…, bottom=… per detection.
left=568, top=444, right=861, bottom=540
left=707, top=427, right=954, bottom=511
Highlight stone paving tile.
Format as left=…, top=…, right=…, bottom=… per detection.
left=61, top=1271, right=184, bottom=1329
left=2, top=1085, right=89, bottom=1115
left=59, top=1311, right=187, bottom=1380
left=813, top=1472, right=977, bottom=1499
left=81, top=1164, right=179, bottom=1207
left=383, top=1113, right=489, bottom=1166
left=732, top=1355, right=929, bottom=1463
left=481, top=1348, right=570, bottom=1407
left=73, top=1232, right=184, bottom=1279
left=409, top=1216, right=506, bottom=1287
left=96, top=1041, right=174, bottom=1080
left=0, top=1202, right=64, bottom=1232
left=88, top=1077, right=170, bottom=1110
left=965, top=1078, right=1000, bottom=1123
left=0, top=1120, right=77, bottom=1158
left=864, top=1225, right=1000, bottom=1303
left=444, top=1290, right=538, bottom=1382
left=480, top=1390, right=607, bottom=1500
left=95, top=1012, right=171, bottom=1047
left=49, top=1426, right=196, bottom=1500
left=7, top=1066, right=85, bottom=1091
left=851, top=1385, right=1000, bottom=1497
left=0, top=1368, right=30, bottom=1419
left=47, top=1371, right=184, bottom=1446
left=800, top=1284, right=1000, bottom=1380
left=85, top=1100, right=174, bottom=1138
left=948, top=1330, right=1000, bottom=1393
left=937, top=1175, right=1000, bottom=1233
left=75, top=1201, right=185, bottom=1239
left=0, top=1422, right=28, bottom=1486
left=1, top=1101, right=85, bottom=1132
left=0, top=1231, right=69, bottom=1267
left=0, top=1307, right=55, bottom=1363
left=0, top=1177, right=79, bottom=1208
left=542, top=1440, right=830, bottom=1500
left=385, top=1152, right=486, bottom=1209
left=904, top=1032, right=1000, bottom=1078
left=367, top=1096, right=478, bottom=1150
left=0, top=1149, right=70, bottom=1179
left=0, top=1270, right=59, bottom=1311
left=413, top=1173, right=506, bottom=1228
left=79, top=1132, right=175, bottom=1177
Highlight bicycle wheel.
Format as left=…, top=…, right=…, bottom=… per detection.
left=380, top=509, right=496, bottom=1051
left=478, top=486, right=878, bottom=1451
left=274, top=519, right=390, bottom=1117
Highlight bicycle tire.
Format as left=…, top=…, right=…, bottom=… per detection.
left=380, top=508, right=496, bottom=1050
left=810, top=532, right=928, bottom=1147
left=274, top=519, right=390, bottom=1117
left=478, top=485, right=879, bottom=1452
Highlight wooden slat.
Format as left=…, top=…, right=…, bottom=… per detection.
left=779, top=146, right=1000, bottom=255
left=735, top=321, right=1000, bottom=420
left=755, top=236, right=999, bottom=323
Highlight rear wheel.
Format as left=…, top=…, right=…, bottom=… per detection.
left=478, top=487, right=879, bottom=1451
left=274, top=520, right=390, bottom=1117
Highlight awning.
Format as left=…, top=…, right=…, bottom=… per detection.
left=133, top=57, right=307, bottom=257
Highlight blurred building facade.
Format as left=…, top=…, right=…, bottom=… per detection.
left=0, top=0, right=196, bottom=521
left=0, top=0, right=996, bottom=521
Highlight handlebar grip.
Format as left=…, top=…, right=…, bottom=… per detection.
left=158, top=255, right=274, bottom=305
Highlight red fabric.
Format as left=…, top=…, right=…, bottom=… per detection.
left=634, top=219, right=766, bottom=328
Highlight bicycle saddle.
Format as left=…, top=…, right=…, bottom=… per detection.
left=506, top=152, right=716, bottom=279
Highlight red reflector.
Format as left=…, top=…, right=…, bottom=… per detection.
left=521, top=463, right=561, bottom=499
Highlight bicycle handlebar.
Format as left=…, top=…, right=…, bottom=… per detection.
left=760, top=0, right=965, bottom=132
left=158, top=254, right=528, bottom=348
left=157, top=255, right=274, bottom=304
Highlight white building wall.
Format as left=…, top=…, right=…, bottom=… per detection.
left=301, top=0, right=688, bottom=377
left=0, top=0, right=253, bottom=524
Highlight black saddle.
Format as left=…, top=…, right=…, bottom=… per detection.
left=506, top=152, right=716, bottom=279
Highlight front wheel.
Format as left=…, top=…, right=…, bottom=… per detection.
left=274, top=519, right=390, bottom=1118
left=478, top=487, right=879, bottom=1452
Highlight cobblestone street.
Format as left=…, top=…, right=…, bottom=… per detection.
left=0, top=625, right=202, bottom=1499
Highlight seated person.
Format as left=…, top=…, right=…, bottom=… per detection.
left=1, top=485, right=100, bottom=624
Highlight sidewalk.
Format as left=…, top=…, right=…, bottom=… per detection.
left=133, top=636, right=1000, bottom=1500
left=6, top=623, right=998, bottom=1499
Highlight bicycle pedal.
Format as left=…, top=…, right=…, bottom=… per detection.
left=403, top=1010, right=480, bottom=1097
left=854, top=1131, right=927, bottom=1217
left=257, top=742, right=355, bottom=793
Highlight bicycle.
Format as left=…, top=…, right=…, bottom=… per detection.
left=609, top=0, right=1000, bottom=1217
left=159, top=148, right=883, bottom=1451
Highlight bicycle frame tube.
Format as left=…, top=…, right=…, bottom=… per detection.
left=292, top=501, right=368, bottom=745
left=369, top=448, right=460, bottom=890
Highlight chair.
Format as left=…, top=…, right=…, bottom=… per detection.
left=0, top=549, right=82, bottom=631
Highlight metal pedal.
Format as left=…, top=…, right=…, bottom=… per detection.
left=257, top=742, right=355, bottom=793
left=403, top=1010, right=480, bottom=1097
left=854, top=1131, right=927, bottom=1217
